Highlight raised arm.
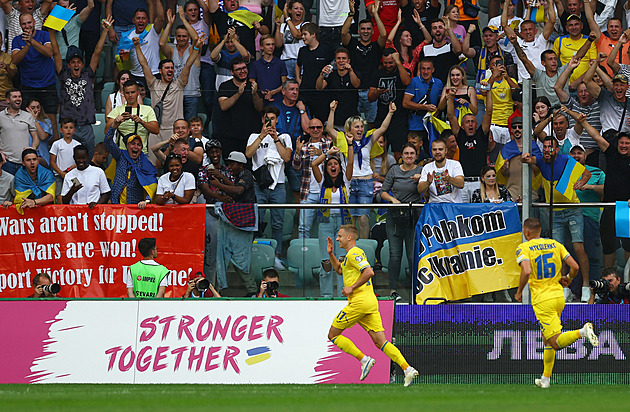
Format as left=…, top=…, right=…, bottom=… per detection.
left=578, top=116, right=610, bottom=151
left=372, top=0, right=387, bottom=48
left=482, top=84, right=492, bottom=134
left=443, top=17, right=462, bottom=54
left=542, top=0, right=557, bottom=40
left=554, top=55, right=580, bottom=103
left=509, top=33, right=536, bottom=76
left=573, top=32, right=596, bottom=62
left=178, top=5, right=199, bottom=42
left=387, top=8, right=402, bottom=45
left=607, top=31, right=628, bottom=75
left=159, top=9, right=176, bottom=59
left=210, top=34, right=227, bottom=62
left=78, top=0, right=95, bottom=23
left=584, top=53, right=603, bottom=98
left=583, top=0, right=601, bottom=43
left=90, top=16, right=114, bottom=73
left=413, top=10, right=433, bottom=44
left=48, top=28, right=63, bottom=74
left=133, top=37, right=156, bottom=84
left=196, top=0, right=212, bottom=25
left=372, top=102, right=396, bottom=141
left=152, top=0, right=165, bottom=34
left=446, top=89, right=460, bottom=135
left=232, top=32, right=252, bottom=63
left=341, top=0, right=355, bottom=46
left=325, top=101, right=338, bottom=139
left=178, top=35, right=204, bottom=86
left=0, top=0, right=12, bottom=15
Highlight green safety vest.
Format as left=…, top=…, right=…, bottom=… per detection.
left=130, top=261, right=169, bottom=298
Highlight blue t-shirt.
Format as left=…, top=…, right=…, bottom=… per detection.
left=12, top=30, right=55, bottom=88
left=404, top=76, right=443, bottom=132
left=249, top=56, right=287, bottom=102
left=270, top=100, right=309, bottom=146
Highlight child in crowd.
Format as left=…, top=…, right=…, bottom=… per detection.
left=49, top=118, right=81, bottom=204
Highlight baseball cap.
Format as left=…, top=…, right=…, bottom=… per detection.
left=512, top=89, right=523, bottom=103
left=612, top=73, right=628, bottom=83
left=125, top=134, right=143, bottom=146
left=205, top=138, right=222, bottom=152
left=482, top=25, right=499, bottom=34
left=566, top=14, right=581, bottom=23
left=66, top=45, right=84, bottom=62
left=226, top=151, right=247, bottom=164
left=570, top=144, right=586, bottom=153
left=512, top=116, right=523, bottom=125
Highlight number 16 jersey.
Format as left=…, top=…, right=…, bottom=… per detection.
left=516, top=238, right=571, bottom=304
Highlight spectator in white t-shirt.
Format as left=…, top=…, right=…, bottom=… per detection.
left=155, top=153, right=196, bottom=205
left=275, top=0, right=307, bottom=79
left=61, top=145, right=110, bottom=207
left=49, top=118, right=81, bottom=204
left=246, top=106, right=293, bottom=268
left=417, top=138, right=464, bottom=203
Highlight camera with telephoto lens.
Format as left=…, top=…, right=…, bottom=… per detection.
left=195, top=278, right=210, bottom=291
left=590, top=279, right=610, bottom=294
left=265, top=281, right=279, bottom=296
left=41, top=283, right=61, bottom=294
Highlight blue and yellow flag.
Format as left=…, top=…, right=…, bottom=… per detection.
left=228, top=7, right=263, bottom=29
left=615, top=201, right=630, bottom=238
left=43, top=5, right=75, bottom=31
left=529, top=5, right=547, bottom=23
left=423, top=113, right=450, bottom=147
left=536, top=154, right=585, bottom=201
left=335, top=129, right=383, bottom=158
left=413, top=203, right=522, bottom=304
left=14, top=166, right=56, bottom=214
left=494, top=139, right=542, bottom=187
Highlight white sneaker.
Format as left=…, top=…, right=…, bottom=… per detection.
left=581, top=287, right=591, bottom=303
left=535, top=378, right=550, bottom=389
left=581, top=322, right=599, bottom=347
left=563, top=287, right=575, bottom=302
left=274, top=257, right=285, bottom=270
left=403, top=366, right=419, bottom=387
left=360, top=356, right=375, bottom=381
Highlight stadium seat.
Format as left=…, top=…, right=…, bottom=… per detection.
left=250, top=243, right=276, bottom=283
left=94, top=113, right=106, bottom=145
left=262, top=208, right=296, bottom=243
left=254, top=238, right=278, bottom=252
left=380, top=240, right=410, bottom=278
left=198, top=112, right=207, bottom=128
left=100, top=82, right=115, bottom=112
left=287, top=241, right=321, bottom=285
left=290, top=238, right=319, bottom=247
left=356, top=239, right=378, bottom=266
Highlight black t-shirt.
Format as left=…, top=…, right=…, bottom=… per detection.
left=370, top=67, right=410, bottom=124
left=419, top=43, right=460, bottom=85
left=326, top=71, right=359, bottom=125
left=234, top=169, right=256, bottom=203
left=456, top=126, right=489, bottom=177
left=345, top=38, right=383, bottom=88
left=603, top=140, right=630, bottom=201
left=401, top=4, right=441, bottom=47
left=216, top=79, right=262, bottom=142
left=297, top=44, right=333, bottom=91
left=212, top=10, right=257, bottom=58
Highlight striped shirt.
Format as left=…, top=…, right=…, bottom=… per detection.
left=291, top=135, right=333, bottom=202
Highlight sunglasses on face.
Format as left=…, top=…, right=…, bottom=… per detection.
left=512, top=124, right=523, bottom=130
left=309, top=125, right=323, bottom=130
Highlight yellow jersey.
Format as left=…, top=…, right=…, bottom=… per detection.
left=490, top=77, right=517, bottom=126
left=342, top=246, right=378, bottom=311
left=552, top=35, right=597, bottom=83
left=516, top=238, right=570, bottom=304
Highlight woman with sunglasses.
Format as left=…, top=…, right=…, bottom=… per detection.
left=155, top=153, right=196, bottom=205
left=471, top=165, right=513, bottom=204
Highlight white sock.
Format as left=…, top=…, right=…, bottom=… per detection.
left=360, top=356, right=369, bottom=365
left=540, top=376, right=550, bottom=384
left=404, top=366, right=414, bottom=374
left=579, top=325, right=587, bottom=337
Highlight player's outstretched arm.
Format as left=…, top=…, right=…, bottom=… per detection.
left=327, top=236, right=342, bottom=275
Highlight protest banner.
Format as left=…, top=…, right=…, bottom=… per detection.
left=413, top=203, right=522, bottom=304
left=0, top=205, right=205, bottom=298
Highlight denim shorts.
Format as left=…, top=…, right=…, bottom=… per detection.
left=349, top=178, right=373, bottom=217
left=552, top=208, right=584, bottom=244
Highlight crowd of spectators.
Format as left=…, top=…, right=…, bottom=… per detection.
left=2, top=0, right=630, bottom=303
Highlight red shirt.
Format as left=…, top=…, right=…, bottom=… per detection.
left=366, top=0, right=401, bottom=41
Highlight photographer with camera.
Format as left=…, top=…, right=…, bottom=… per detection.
left=183, top=272, right=221, bottom=298
left=589, top=268, right=630, bottom=304
left=28, top=273, right=60, bottom=298
left=256, top=269, right=289, bottom=298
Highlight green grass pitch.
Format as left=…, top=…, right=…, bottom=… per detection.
left=2, top=384, right=629, bottom=411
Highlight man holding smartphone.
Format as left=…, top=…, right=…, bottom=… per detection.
left=61, top=145, right=110, bottom=208
left=483, top=56, right=519, bottom=145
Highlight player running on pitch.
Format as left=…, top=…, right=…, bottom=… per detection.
left=515, top=218, right=599, bottom=389
left=326, top=224, right=418, bottom=386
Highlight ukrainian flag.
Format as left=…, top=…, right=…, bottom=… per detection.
left=538, top=154, right=585, bottom=201
left=43, top=5, right=76, bottom=31
left=228, top=7, right=263, bottom=29
left=423, top=113, right=450, bottom=147
left=529, top=5, right=547, bottom=23
left=336, top=129, right=384, bottom=158
left=494, top=139, right=543, bottom=188
left=14, top=166, right=56, bottom=214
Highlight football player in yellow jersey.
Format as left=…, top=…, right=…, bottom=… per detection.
left=515, top=218, right=599, bottom=389
left=326, top=224, right=419, bottom=386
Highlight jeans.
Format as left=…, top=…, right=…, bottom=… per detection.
left=1, top=161, right=21, bottom=175
left=255, top=183, right=286, bottom=256
left=183, top=95, right=199, bottom=123
left=283, top=58, right=297, bottom=79
left=552, top=208, right=584, bottom=244
left=357, top=90, right=377, bottom=123
left=216, top=219, right=256, bottom=293
left=200, top=62, right=216, bottom=121
left=349, top=178, right=373, bottom=217
left=583, top=215, right=602, bottom=282
left=298, top=192, right=320, bottom=238
left=318, top=214, right=345, bottom=297
left=203, top=209, right=219, bottom=285
left=386, top=214, right=415, bottom=290
left=74, top=124, right=96, bottom=158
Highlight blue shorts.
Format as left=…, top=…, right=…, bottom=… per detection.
left=349, top=178, right=373, bottom=217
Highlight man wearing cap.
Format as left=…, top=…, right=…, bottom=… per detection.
left=553, top=13, right=597, bottom=84
left=487, top=0, right=523, bottom=64
left=104, top=116, right=158, bottom=208
left=198, top=138, right=233, bottom=283
left=209, top=151, right=258, bottom=296
left=13, top=148, right=55, bottom=210
left=570, top=142, right=605, bottom=293
left=585, top=53, right=630, bottom=137
left=447, top=84, right=493, bottom=203
left=48, top=17, right=112, bottom=158
left=0, top=89, right=39, bottom=175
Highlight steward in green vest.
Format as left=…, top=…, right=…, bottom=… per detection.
left=127, top=238, right=169, bottom=298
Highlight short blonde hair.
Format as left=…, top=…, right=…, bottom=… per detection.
left=344, top=116, right=365, bottom=134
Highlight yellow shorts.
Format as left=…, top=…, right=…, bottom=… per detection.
left=532, top=296, right=565, bottom=340
left=331, top=304, right=385, bottom=333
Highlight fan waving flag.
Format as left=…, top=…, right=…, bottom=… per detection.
left=494, top=139, right=542, bottom=186
left=536, top=153, right=585, bottom=201
left=529, top=5, right=547, bottom=23
left=43, top=5, right=76, bottom=31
